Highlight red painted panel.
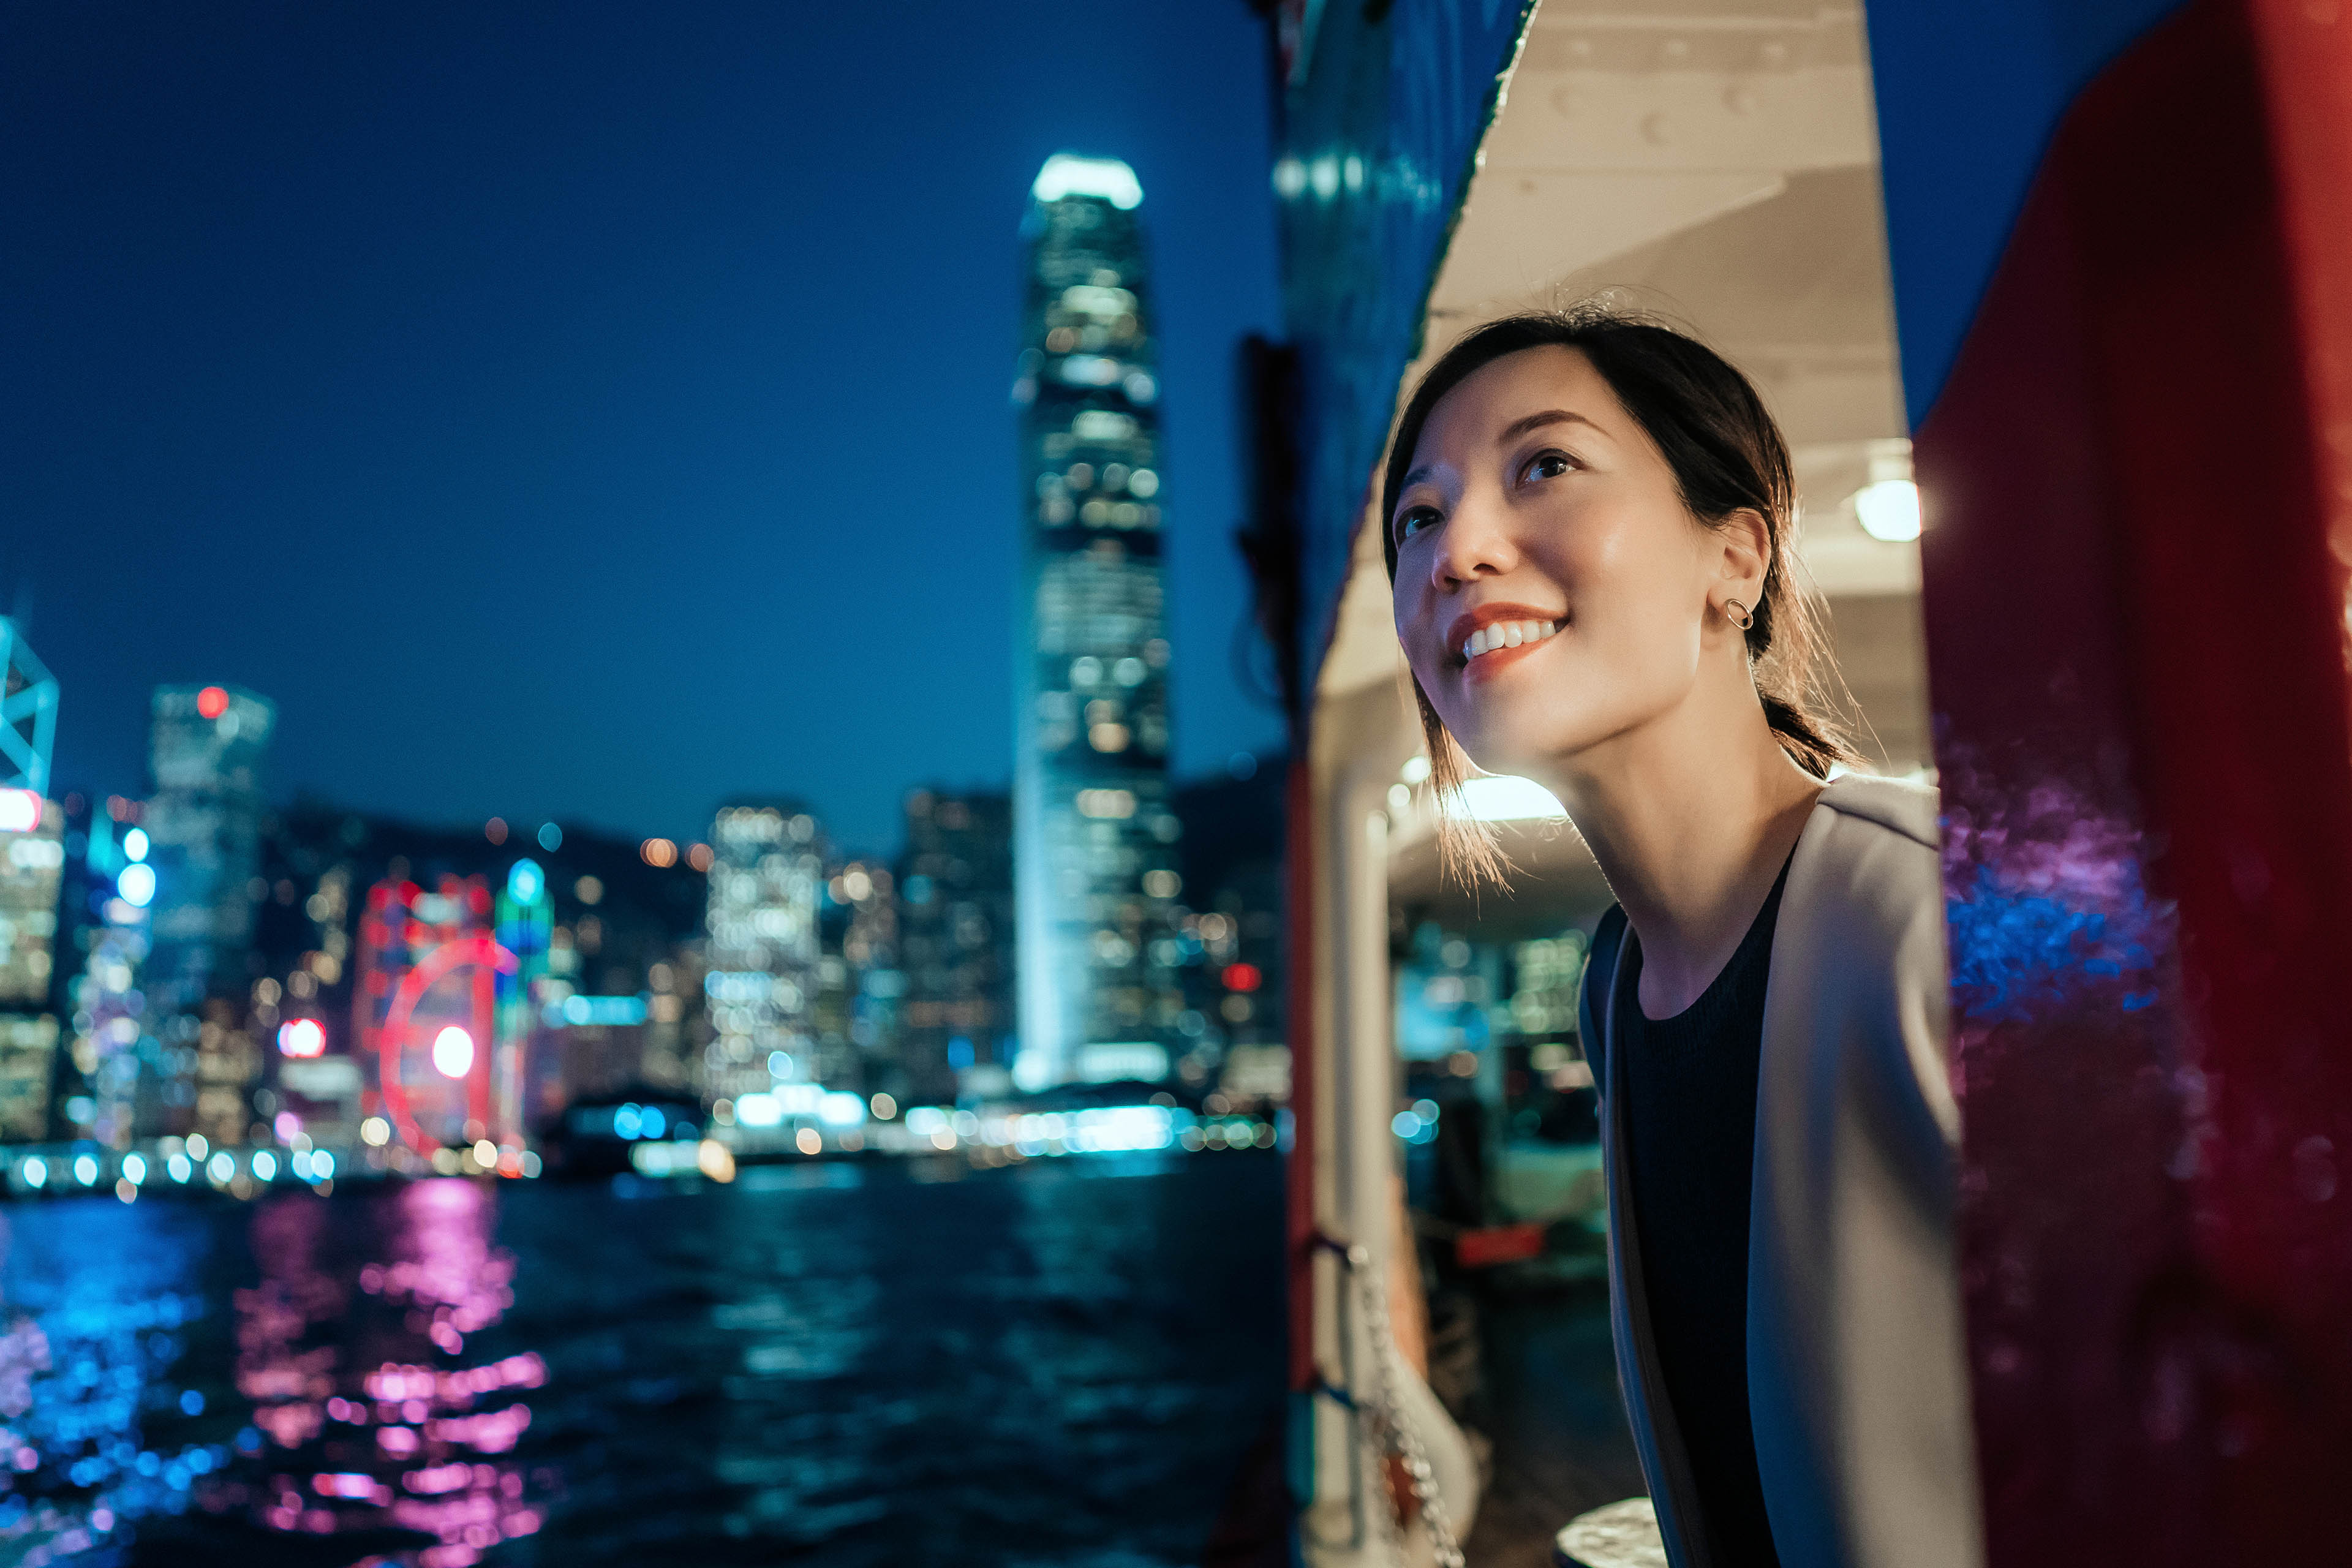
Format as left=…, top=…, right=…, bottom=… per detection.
left=1918, top=2, right=2352, bottom=1560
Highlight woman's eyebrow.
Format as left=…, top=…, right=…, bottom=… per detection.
left=1398, top=408, right=1602, bottom=494
left=1497, top=408, right=1602, bottom=445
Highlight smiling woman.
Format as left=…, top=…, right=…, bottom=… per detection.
left=1382, top=307, right=1855, bottom=887
left=1377, top=307, right=1977, bottom=1567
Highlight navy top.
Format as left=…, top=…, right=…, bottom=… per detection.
left=1615, top=858, right=1792, bottom=1566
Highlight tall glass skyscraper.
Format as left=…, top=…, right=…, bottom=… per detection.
left=898, top=789, right=1014, bottom=1105
left=699, top=801, right=824, bottom=1106
left=145, top=683, right=274, bottom=1140
left=1012, top=154, right=1185, bottom=1091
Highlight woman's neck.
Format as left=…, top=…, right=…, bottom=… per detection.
left=1548, top=691, right=1823, bottom=1019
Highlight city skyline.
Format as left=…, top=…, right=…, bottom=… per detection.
left=0, top=1, right=1285, bottom=854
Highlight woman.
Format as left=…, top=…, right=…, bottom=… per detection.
left=1382, top=309, right=1979, bottom=1568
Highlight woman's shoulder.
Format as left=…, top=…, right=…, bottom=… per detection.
left=1792, top=771, right=1944, bottom=938
left=1789, top=771, right=1960, bottom=1145
left=1814, top=770, right=1940, bottom=853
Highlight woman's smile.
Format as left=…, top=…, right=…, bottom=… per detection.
left=1442, top=603, right=1567, bottom=683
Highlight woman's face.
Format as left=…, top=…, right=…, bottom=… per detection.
left=1390, top=344, right=1741, bottom=778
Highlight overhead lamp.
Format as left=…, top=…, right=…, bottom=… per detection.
left=1849, top=439, right=1923, bottom=543
left=1855, top=480, right=1923, bottom=543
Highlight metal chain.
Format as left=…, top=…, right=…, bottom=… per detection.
left=1346, top=1243, right=1464, bottom=1568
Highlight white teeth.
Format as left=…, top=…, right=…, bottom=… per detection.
left=1461, top=620, right=1560, bottom=661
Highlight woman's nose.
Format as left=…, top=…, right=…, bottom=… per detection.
left=1430, top=501, right=1515, bottom=590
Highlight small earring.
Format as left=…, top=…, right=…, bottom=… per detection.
left=1723, top=598, right=1755, bottom=631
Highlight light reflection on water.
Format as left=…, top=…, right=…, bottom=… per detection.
left=0, top=1152, right=1284, bottom=1566
left=0, top=1197, right=213, bottom=1566
left=230, top=1178, right=543, bottom=1563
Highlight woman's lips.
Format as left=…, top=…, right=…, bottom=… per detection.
left=1458, top=633, right=1552, bottom=683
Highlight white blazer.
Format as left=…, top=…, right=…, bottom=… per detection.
left=1578, top=772, right=1984, bottom=1568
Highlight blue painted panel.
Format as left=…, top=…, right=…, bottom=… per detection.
left=1276, top=0, right=1535, bottom=696
left=1865, top=0, right=2187, bottom=426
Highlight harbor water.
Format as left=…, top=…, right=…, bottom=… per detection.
left=0, top=1151, right=1287, bottom=1566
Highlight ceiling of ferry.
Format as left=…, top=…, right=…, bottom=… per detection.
left=1370, top=0, right=1932, bottom=919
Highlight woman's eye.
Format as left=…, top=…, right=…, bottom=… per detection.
left=1520, top=450, right=1574, bottom=483
left=1395, top=506, right=1441, bottom=542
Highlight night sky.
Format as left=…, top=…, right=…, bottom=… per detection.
left=1, top=2, right=1285, bottom=854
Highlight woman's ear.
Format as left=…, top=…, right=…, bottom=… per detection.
left=1713, top=507, right=1772, bottom=598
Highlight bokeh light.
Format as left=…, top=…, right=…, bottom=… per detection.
left=431, top=1027, right=474, bottom=1080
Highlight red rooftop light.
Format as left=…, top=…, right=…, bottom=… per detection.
left=1223, top=963, right=1262, bottom=993
left=196, top=686, right=229, bottom=720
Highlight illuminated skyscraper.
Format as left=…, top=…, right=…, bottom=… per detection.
left=0, top=617, right=59, bottom=801
left=143, top=684, right=274, bottom=1139
left=700, top=801, right=823, bottom=1106
left=815, top=858, right=899, bottom=1094
left=1012, top=154, right=1185, bottom=1090
left=899, top=790, right=1014, bottom=1104
left=68, top=803, right=152, bottom=1146
left=0, top=799, right=64, bottom=1143
left=0, top=619, right=62, bottom=1139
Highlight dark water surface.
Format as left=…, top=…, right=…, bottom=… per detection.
left=0, top=1152, right=1287, bottom=1567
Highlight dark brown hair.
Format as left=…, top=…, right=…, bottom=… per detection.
left=1381, top=305, right=1858, bottom=882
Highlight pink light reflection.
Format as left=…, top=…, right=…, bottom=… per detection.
left=221, top=1181, right=546, bottom=1563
